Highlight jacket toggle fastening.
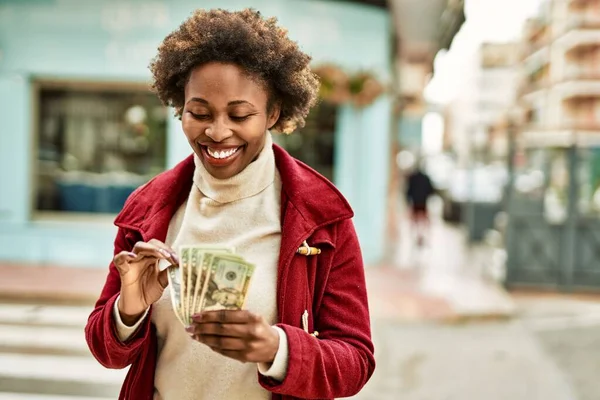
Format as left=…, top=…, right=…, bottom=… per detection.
left=297, top=240, right=321, bottom=338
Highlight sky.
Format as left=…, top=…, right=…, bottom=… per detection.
left=424, top=0, right=545, bottom=104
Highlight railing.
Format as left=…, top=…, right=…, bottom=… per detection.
left=522, top=122, right=600, bottom=132
left=565, top=13, right=600, bottom=30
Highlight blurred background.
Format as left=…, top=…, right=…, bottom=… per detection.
left=3, top=0, right=600, bottom=399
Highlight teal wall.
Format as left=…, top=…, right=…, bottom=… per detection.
left=399, top=116, right=423, bottom=150
left=0, top=0, right=391, bottom=267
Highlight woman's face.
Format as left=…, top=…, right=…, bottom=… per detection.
left=182, top=62, right=280, bottom=179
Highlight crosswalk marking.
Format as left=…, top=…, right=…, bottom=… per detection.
left=0, top=301, right=127, bottom=398
left=0, top=304, right=92, bottom=328
left=0, top=353, right=127, bottom=384
left=0, top=325, right=88, bottom=354
left=0, top=393, right=113, bottom=400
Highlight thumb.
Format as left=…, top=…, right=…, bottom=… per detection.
left=158, top=268, right=169, bottom=289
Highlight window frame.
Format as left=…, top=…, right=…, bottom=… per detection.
left=30, top=78, right=163, bottom=222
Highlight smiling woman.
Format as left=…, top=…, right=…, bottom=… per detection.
left=85, top=8, right=375, bottom=400
left=181, top=62, right=280, bottom=179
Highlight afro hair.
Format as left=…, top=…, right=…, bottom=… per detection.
left=149, top=8, right=321, bottom=133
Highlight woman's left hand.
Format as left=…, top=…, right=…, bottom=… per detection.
left=186, top=310, right=280, bottom=364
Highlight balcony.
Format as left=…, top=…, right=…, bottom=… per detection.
left=520, top=128, right=600, bottom=148
left=555, top=80, right=600, bottom=99
left=557, top=31, right=600, bottom=56
left=522, top=45, right=551, bottom=74
left=563, top=66, right=600, bottom=81
left=519, top=129, right=575, bottom=148
left=519, top=79, right=551, bottom=97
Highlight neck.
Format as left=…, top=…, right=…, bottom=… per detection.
left=192, top=132, right=275, bottom=204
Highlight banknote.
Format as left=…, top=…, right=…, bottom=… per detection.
left=166, top=265, right=185, bottom=325
left=186, top=247, right=201, bottom=321
left=179, top=247, right=191, bottom=325
left=170, top=245, right=253, bottom=326
left=197, top=254, right=255, bottom=312
left=192, top=251, right=213, bottom=316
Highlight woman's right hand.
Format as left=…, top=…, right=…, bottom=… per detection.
left=113, top=239, right=179, bottom=326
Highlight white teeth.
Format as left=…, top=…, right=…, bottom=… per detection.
left=207, top=147, right=238, bottom=159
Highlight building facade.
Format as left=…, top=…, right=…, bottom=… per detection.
left=0, top=0, right=392, bottom=267
left=507, top=0, right=600, bottom=289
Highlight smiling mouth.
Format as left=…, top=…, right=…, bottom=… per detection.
left=201, top=145, right=243, bottom=165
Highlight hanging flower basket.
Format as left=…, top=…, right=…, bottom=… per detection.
left=312, top=64, right=351, bottom=105
left=348, top=71, right=385, bottom=108
left=313, top=64, right=385, bottom=108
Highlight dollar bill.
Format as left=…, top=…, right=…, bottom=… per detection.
left=192, top=251, right=213, bottom=316
left=166, top=265, right=185, bottom=325
left=192, top=247, right=234, bottom=315
left=179, top=247, right=191, bottom=325
left=197, top=254, right=255, bottom=312
left=186, top=247, right=201, bottom=322
left=174, top=245, right=235, bottom=325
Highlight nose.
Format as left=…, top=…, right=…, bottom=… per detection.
left=205, top=117, right=233, bottom=143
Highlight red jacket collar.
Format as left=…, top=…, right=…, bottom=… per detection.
left=114, top=144, right=353, bottom=237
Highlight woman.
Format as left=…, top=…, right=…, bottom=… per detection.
left=85, top=8, right=375, bottom=400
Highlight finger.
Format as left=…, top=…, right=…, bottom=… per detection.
left=196, top=335, right=247, bottom=351
left=158, top=268, right=169, bottom=289
left=113, top=251, right=138, bottom=272
left=147, top=239, right=179, bottom=265
left=132, top=242, right=170, bottom=261
left=113, top=251, right=137, bottom=265
left=192, top=310, right=252, bottom=324
left=188, top=322, right=248, bottom=337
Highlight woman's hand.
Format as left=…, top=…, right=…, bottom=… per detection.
left=113, top=239, right=178, bottom=325
left=186, top=310, right=280, bottom=364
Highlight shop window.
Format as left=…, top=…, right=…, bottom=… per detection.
left=273, top=102, right=337, bottom=182
left=35, top=82, right=167, bottom=216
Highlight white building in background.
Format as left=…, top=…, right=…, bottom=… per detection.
left=520, top=0, right=600, bottom=147
left=444, top=42, right=519, bottom=166
left=515, top=0, right=600, bottom=219
left=444, top=48, right=479, bottom=167
left=478, top=43, right=521, bottom=160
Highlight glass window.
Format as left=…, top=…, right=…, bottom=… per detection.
left=577, top=147, right=600, bottom=217
left=273, top=102, right=337, bottom=182
left=35, top=83, right=168, bottom=215
left=510, top=148, right=548, bottom=215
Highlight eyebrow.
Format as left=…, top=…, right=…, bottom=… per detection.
left=186, top=97, right=255, bottom=107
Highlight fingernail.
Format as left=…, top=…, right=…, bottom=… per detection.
left=159, top=249, right=170, bottom=257
left=127, top=252, right=137, bottom=258
left=191, top=313, right=202, bottom=322
left=185, top=326, right=194, bottom=333
left=171, top=252, right=180, bottom=264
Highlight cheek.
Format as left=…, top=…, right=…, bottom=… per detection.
left=181, top=116, right=204, bottom=141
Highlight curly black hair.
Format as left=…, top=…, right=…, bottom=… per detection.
left=149, top=8, right=320, bottom=133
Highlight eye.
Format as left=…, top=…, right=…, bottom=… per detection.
left=230, top=115, right=251, bottom=122
left=188, top=111, right=210, bottom=120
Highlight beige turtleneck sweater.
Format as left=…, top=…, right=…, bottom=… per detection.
left=113, top=133, right=288, bottom=399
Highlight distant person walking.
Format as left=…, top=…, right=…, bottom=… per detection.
left=406, top=166, right=436, bottom=247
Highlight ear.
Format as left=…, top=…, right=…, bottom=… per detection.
left=267, top=102, right=281, bottom=130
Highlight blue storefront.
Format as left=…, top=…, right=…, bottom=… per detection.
left=0, top=0, right=392, bottom=268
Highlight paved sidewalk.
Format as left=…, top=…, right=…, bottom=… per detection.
left=0, top=263, right=105, bottom=304
left=347, top=319, right=577, bottom=400
left=366, top=209, right=516, bottom=322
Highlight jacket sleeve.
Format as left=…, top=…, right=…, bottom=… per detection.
left=259, top=218, right=376, bottom=398
left=84, top=227, right=153, bottom=369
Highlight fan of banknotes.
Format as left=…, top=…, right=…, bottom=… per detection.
left=165, top=245, right=255, bottom=326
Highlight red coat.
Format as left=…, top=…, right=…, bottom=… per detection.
left=85, top=144, right=375, bottom=400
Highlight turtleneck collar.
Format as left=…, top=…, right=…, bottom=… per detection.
left=192, top=132, right=275, bottom=204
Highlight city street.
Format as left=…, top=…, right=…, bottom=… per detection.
left=2, top=215, right=600, bottom=399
